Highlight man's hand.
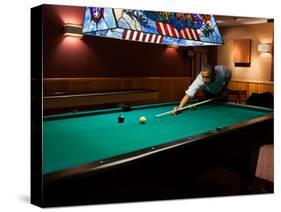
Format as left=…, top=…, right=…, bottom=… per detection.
left=171, top=106, right=180, bottom=115
left=172, top=95, right=189, bottom=115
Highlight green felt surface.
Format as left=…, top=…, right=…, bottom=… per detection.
left=43, top=102, right=272, bottom=174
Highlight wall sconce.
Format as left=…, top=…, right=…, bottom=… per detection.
left=64, top=24, right=83, bottom=38
left=258, top=43, right=272, bottom=53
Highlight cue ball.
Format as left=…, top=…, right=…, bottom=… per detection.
left=139, top=116, right=147, bottom=124
left=118, top=115, right=125, bottom=123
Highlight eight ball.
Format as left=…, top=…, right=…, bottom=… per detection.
left=118, top=115, right=125, bottom=123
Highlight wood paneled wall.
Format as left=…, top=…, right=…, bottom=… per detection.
left=43, top=77, right=193, bottom=103
left=229, top=80, right=274, bottom=97
left=43, top=77, right=273, bottom=105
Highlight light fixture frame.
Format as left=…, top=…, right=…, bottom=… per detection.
left=258, top=43, right=272, bottom=53
left=64, top=24, right=83, bottom=38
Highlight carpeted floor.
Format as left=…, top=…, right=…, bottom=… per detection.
left=194, top=166, right=273, bottom=197
left=191, top=144, right=273, bottom=197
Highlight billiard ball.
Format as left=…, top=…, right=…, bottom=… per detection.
left=139, top=116, right=147, bottom=124
left=118, top=115, right=125, bottom=123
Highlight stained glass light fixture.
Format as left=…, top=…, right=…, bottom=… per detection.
left=82, top=7, right=224, bottom=47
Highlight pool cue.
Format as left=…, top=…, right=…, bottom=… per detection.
left=155, top=98, right=216, bottom=118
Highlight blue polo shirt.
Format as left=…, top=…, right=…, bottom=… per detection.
left=186, top=65, right=232, bottom=99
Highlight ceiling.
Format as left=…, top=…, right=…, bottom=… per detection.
left=214, top=15, right=272, bottom=27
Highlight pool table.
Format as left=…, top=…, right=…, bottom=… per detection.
left=43, top=101, right=273, bottom=206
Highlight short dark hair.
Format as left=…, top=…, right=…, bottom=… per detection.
left=201, top=64, right=214, bottom=75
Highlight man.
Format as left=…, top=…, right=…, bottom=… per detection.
left=172, top=64, right=232, bottom=115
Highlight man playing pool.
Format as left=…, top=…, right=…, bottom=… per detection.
left=172, top=64, right=232, bottom=115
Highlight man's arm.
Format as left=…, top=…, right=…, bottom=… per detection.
left=172, top=75, right=203, bottom=115
left=218, top=66, right=232, bottom=100
left=172, top=95, right=190, bottom=115
left=223, top=66, right=232, bottom=90
left=178, top=95, right=190, bottom=109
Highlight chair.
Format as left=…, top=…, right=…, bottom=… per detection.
left=246, top=92, right=273, bottom=108
left=227, top=89, right=240, bottom=103
left=238, top=90, right=247, bottom=104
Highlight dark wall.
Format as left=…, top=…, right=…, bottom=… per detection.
left=42, top=5, right=192, bottom=78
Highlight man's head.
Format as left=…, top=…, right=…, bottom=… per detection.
left=200, top=64, right=215, bottom=84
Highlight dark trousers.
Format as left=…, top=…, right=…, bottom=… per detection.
left=203, top=89, right=227, bottom=101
